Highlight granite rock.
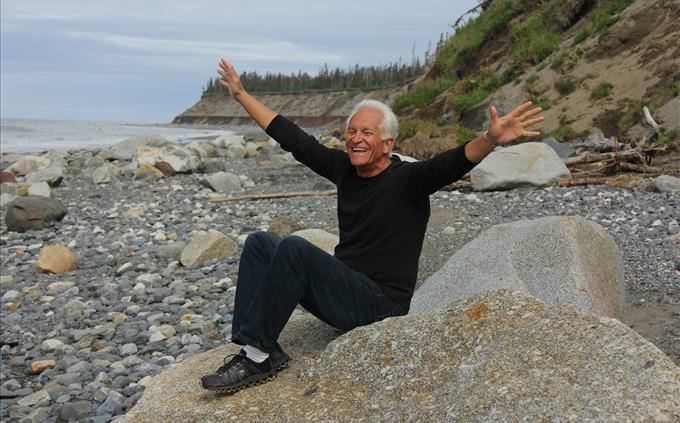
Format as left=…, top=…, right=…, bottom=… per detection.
left=470, top=142, right=571, bottom=191
left=5, top=195, right=67, bottom=231
left=118, top=291, right=680, bottom=422
left=411, top=215, right=624, bottom=318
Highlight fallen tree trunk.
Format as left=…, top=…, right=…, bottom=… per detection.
left=209, top=189, right=337, bottom=202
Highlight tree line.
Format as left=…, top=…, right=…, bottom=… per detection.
left=201, top=32, right=460, bottom=95
left=202, top=59, right=427, bottom=96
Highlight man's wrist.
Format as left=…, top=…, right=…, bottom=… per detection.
left=482, top=130, right=498, bottom=146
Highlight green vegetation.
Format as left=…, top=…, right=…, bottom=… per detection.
left=456, top=125, right=478, bottom=144
left=400, top=119, right=438, bottom=140
left=529, top=97, right=551, bottom=111
left=618, top=100, right=644, bottom=130
left=654, top=82, right=680, bottom=108
left=555, top=77, right=578, bottom=97
left=511, top=15, right=563, bottom=65
left=526, top=74, right=540, bottom=85
left=573, top=28, right=592, bottom=46
left=436, top=0, right=519, bottom=72
left=656, top=130, right=680, bottom=146
left=592, top=0, right=634, bottom=32
left=392, top=77, right=457, bottom=114
left=591, top=82, right=614, bottom=100
left=551, top=52, right=570, bottom=70
left=553, top=126, right=574, bottom=140
left=450, top=75, right=504, bottom=113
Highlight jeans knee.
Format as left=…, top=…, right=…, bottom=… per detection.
left=244, top=231, right=274, bottom=250
left=277, top=235, right=306, bottom=255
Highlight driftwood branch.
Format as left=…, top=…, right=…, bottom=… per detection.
left=617, top=162, right=680, bottom=176
left=558, top=177, right=610, bottom=187
left=643, top=106, right=662, bottom=132
left=452, top=1, right=490, bottom=29
left=208, top=189, right=337, bottom=202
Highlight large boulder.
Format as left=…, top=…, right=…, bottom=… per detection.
left=470, top=142, right=571, bottom=191
left=118, top=290, right=680, bottom=422
left=24, top=166, right=65, bottom=187
left=179, top=231, right=238, bottom=268
left=27, top=182, right=52, bottom=198
left=410, top=215, right=624, bottom=318
left=91, top=164, right=119, bottom=184
left=653, top=174, right=680, bottom=192
left=200, top=171, right=241, bottom=193
left=212, top=134, right=245, bottom=149
left=154, top=146, right=202, bottom=173
left=5, top=196, right=67, bottom=231
left=103, top=135, right=169, bottom=161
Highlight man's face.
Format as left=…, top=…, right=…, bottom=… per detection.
left=345, top=108, right=394, bottom=177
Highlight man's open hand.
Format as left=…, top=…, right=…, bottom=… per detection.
left=218, top=58, right=246, bottom=98
left=486, top=101, right=544, bottom=145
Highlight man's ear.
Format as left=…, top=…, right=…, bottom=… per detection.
left=383, top=138, right=395, bottom=153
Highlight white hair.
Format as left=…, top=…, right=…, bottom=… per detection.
left=346, top=99, right=399, bottom=140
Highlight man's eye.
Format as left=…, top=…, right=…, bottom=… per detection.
left=363, top=131, right=374, bottom=136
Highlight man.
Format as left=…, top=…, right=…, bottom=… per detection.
left=201, top=58, right=544, bottom=394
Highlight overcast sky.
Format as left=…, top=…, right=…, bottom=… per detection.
left=1, top=0, right=478, bottom=123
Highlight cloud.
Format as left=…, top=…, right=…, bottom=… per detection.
left=67, top=31, right=346, bottom=65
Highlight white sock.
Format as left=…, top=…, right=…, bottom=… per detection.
left=243, top=345, right=269, bottom=363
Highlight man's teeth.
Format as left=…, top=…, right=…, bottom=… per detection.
left=352, top=148, right=367, bottom=152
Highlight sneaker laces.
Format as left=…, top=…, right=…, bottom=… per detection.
left=216, top=353, right=248, bottom=375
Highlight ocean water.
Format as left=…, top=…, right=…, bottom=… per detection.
left=0, top=118, right=232, bottom=154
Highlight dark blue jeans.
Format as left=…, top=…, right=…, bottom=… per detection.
left=231, top=231, right=405, bottom=353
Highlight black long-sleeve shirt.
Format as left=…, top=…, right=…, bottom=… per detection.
left=266, top=115, right=476, bottom=310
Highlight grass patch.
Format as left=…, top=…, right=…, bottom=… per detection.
left=573, top=28, right=592, bottom=45
left=553, top=126, right=574, bottom=140
left=436, top=0, right=519, bottom=73
left=511, top=15, right=563, bottom=65
left=392, top=77, right=457, bottom=114
left=529, top=97, right=551, bottom=111
left=526, top=74, right=540, bottom=85
left=550, top=51, right=569, bottom=70
left=555, top=77, right=578, bottom=97
left=618, top=100, right=644, bottom=130
left=456, top=125, right=478, bottom=144
left=656, top=130, right=680, bottom=146
left=450, top=75, right=504, bottom=113
left=591, top=82, right=614, bottom=100
left=399, top=118, right=437, bottom=140
left=592, top=0, right=634, bottom=32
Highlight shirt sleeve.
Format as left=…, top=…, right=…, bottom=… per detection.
left=265, top=114, right=347, bottom=184
left=403, top=142, right=477, bottom=195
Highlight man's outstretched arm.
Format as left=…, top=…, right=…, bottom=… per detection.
left=218, top=58, right=277, bottom=130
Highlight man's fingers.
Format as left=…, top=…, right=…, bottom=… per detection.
left=510, top=101, right=533, bottom=117
left=523, top=130, right=542, bottom=137
left=519, top=106, right=543, bottom=120
left=521, top=116, right=544, bottom=127
left=490, top=105, right=498, bottom=122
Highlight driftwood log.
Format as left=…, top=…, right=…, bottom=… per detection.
left=209, top=189, right=337, bottom=202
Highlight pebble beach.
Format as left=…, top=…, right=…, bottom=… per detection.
left=1, top=133, right=679, bottom=422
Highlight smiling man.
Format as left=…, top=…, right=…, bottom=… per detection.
left=201, top=58, right=544, bottom=394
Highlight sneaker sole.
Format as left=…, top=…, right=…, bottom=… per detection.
left=273, top=357, right=291, bottom=371
left=203, top=372, right=277, bottom=395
